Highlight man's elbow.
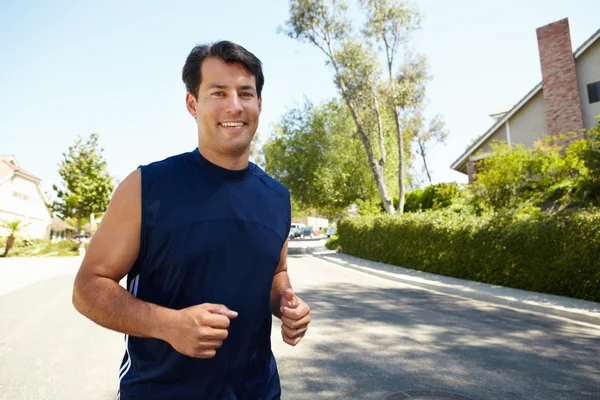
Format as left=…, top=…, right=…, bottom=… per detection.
left=72, top=273, right=91, bottom=316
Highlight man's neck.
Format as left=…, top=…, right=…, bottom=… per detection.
left=197, top=147, right=249, bottom=171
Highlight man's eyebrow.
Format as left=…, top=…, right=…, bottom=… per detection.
left=206, top=84, right=227, bottom=90
left=205, top=83, right=256, bottom=92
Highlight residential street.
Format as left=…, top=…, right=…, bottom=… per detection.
left=1, top=243, right=599, bottom=399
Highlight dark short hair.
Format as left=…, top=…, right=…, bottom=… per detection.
left=182, top=40, right=264, bottom=99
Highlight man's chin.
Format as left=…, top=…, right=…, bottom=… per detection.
left=220, top=140, right=253, bottom=156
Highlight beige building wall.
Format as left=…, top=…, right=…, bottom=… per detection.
left=0, top=163, right=13, bottom=180
left=507, top=90, right=548, bottom=147
left=576, top=39, right=600, bottom=129
left=0, top=175, right=51, bottom=239
left=472, top=125, right=507, bottom=157
left=467, top=89, right=547, bottom=168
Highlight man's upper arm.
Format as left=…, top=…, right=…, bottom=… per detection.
left=274, top=238, right=289, bottom=276
left=75, top=169, right=142, bottom=285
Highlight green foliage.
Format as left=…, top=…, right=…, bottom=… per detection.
left=357, top=182, right=463, bottom=215
left=325, top=236, right=340, bottom=251
left=1, top=238, right=80, bottom=257
left=403, top=182, right=461, bottom=212
left=249, top=132, right=266, bottom=169
left=281, top=0, right=426, bottom=214
left=0, top=219, right=29, bottom=235
left=472, top=125, right=600, bottom=212
left=52, top=133, right=114, bottom=229
left=264, top=98, right=389, bottom=218
left=355, top=198, right=384, bottom=216
left=1, top=219, right=30, bottom=257
left=414, top=113, right=449, bottom=183
left=338, top=208, right=600, bottom=302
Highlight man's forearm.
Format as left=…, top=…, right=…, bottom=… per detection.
left=73, top=275, right=175, bottom=340
left=271, top=270, right=291, bottom=319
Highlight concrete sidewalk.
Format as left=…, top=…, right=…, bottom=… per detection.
left=311, top=249, right=600, bottom=326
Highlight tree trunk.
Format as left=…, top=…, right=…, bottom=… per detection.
left=3, top=234, right=15, bottom=257
left=345, top=100, right=395, bottom=214
left=419, top=139, right=433, bottom=185
left=374, top=93, right=386, bottom=166
left=323, top=37, right=394, bottom=214
left=394, top=108, right=406, bottom=214
left=77, top=216, right=81, bottom=233
left=323, top=43, right=395, bottom=214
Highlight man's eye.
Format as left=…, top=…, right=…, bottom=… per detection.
left=212, top=92, right=225, bottom=96
left=241, top=92, right=254, bottom=97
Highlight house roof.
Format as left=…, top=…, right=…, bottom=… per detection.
left=451, top=26, right=600, bottom=174
left=0, top=155, right=49, bottom=207
left=451, top=82, right=542, bottom=173
left=51, top=217, right=76, bottom=232
left=0, top=156, right=42, bottom=182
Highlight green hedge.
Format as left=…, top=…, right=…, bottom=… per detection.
left=338, top=209, right=600, bottom=302
left=404, top=182, right=462, bottom=212
left=325, top=236, right=340, bottom=251
left=0, top=237, right=81, bottom=257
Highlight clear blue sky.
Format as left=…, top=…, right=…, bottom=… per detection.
left=1, top=0, right=598, bottom=197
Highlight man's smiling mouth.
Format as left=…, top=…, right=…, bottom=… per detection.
left=219, top=122, right=246, bottom=127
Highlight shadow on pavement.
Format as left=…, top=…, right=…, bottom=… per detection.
left=276, top=281, right=600, bottom=400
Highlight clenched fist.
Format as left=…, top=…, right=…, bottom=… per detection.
left=165, top=303, right=238, bottom=358
left=280, top=288, right=310, bottom=346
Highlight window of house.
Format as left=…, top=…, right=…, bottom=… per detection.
left=12, top=191, right=30, bottom=201
left=588, top=81, right=600, bottom=104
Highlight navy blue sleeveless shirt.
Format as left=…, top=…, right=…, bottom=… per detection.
left=117, top=148, right=291, bottom=400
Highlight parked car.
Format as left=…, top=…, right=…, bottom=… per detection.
left=299, top=226, right=315, bottom=239
left=326, top=226, right=335, bottom=237
left=289, top=223, right=305, bottom=239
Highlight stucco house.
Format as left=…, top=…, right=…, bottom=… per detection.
left=451, top=18, right=600, bottom=183
left=0, top=155, right=52, bottom=239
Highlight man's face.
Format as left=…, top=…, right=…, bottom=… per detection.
left=187, top=57, right=262, bottom=157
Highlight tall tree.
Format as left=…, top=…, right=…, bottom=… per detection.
left=264, top=99, right=381, bottom=218
left=249, top=131, right=267, bottom=169
left=361, top=0, right=421, bottom=213
left=415, top=114, right=448, bottom=185
left=282, top=0, right=396, bottom=214
left=393, top=54, right=448, bottom=186
left=52, top=133, right=114, bottom=232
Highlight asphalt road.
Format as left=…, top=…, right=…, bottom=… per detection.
left=1, top=246, right=599, bottom=400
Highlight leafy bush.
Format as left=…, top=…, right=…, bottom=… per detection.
left=472, top=123, right=600, bottom=212
left=404, top=182, right=462, bottom=212
left=325, top=236, right=340, bottom=251
left=3, top=238, right=81, bottom=257
left=357, top=182, right=464, bottom=216
left=338, top=209, right=600, bottom=302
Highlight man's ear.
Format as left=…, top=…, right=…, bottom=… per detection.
left=186, top=92, right=198, bottom=119
left=258, top=96, right=262, bottom=115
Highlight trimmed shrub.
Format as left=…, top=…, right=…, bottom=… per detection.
left=338, top=209, right=600, bottom=302
left=404, top=182, right=462, bottom=213
left=325, top=236, right=340, bottom=251
left=3, top=238, right=80, bottom=257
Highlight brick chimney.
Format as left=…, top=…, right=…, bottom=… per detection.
left=536, top=18, right=584, bottom=136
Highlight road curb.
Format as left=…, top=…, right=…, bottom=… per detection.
left=313, top=252, right=600, bottom=326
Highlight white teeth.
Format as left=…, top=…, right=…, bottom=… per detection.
left=221, top=122, right=244, bottom=127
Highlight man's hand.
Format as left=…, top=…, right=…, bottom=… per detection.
left=280, top=288, right=310, bottom=346
left=164, top=303, right=238, bottom=358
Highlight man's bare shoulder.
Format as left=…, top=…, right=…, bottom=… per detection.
left=109, top=169, right=141, bottom=212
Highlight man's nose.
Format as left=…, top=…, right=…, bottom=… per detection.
left=224, top=93, right=243, bottom=114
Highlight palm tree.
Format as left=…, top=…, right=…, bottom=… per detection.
left=1, top=219, right=29, bottom=257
